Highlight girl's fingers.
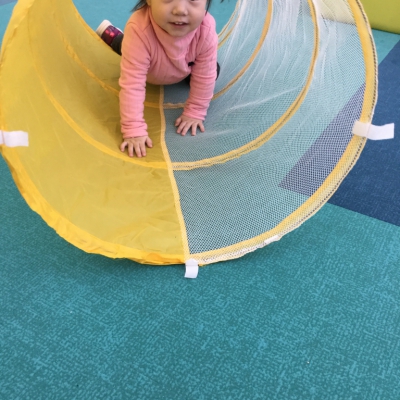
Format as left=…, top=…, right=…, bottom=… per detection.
left=176, top=118, right=205, bottom=137
left=120, top=138, right=152, bottom=157
left=128, top=143, right=135, bottom=158
left=178, top=121, right=188, bottom=135
left=140, top=142, right=147, bottom=157
left=176, top=122, right=183, bottom=134
left=182, top=123, right=191, bottom=136
left=146, top=137, right=153, bottom=148
left=134, top=143, right=143, bottom=158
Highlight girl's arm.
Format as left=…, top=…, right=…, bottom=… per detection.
left=177, top=25, right=218, bottom=136
left=119, top=23, right=151, bottom=145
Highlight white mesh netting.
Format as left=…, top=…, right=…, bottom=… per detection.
left=164, top=0, right=376, bottom=264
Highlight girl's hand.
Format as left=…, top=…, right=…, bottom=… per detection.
left=120, top=136, right=153, bottom=158
left=175, top=115, right=205, bottom=136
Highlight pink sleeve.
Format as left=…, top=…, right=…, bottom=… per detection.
left=183, top=27, right=218, bottom=121
left=119, top=23, right=150, bottom=138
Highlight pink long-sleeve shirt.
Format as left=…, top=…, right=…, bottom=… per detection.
left=119, top=6, right=218, bottom=138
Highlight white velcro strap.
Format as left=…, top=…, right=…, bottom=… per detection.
left=352, top=121, right=394, bottom=140
left=0, top=130, right=29, bottom=147
left=264, top=235, right=280, bottom=245
left=185, top=259, right=199, bottom=279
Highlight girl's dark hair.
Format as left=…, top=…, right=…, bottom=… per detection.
left=132, top=0, right=223, bottom=13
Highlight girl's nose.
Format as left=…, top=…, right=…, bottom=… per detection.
left=172, top=1, right=189, bottom=16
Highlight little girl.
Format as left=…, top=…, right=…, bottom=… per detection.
left=96, top=0, right=221, bottom=158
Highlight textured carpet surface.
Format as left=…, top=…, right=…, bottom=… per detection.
left=0, top=0, right=15, bottom=6
left=1, top=1, right=400, bottom=399
left=329, top=40, right=400, bottom=226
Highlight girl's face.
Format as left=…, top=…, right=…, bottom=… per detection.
left=146, top=0, right=208, bottom=37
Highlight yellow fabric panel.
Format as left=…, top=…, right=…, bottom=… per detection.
left=360, top=0, right=400, bottom=34
left=0, top=0, right=378, bottom=266
left=0, top=0, right=185, bottom=264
